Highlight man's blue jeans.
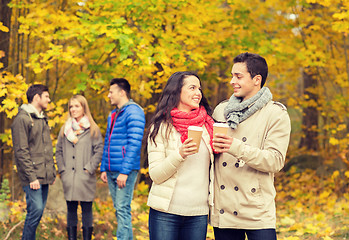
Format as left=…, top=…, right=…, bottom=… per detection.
left=149, top=208, right=208, bottom=240
left=107, top=170, right=138, bottom=240
left=213, top=227, right=277, bottom=240
left=22, top=184, right=49, bottom=240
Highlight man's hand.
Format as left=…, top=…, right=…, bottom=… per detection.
left=117, top=174, right=128, bottom=189
left=30, top=179, right=41, bottom=190
left=101, top=172, right=108, bottom=183
left=213, top=133, right=234, bottom=153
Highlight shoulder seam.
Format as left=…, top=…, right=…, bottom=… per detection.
left=273, top=101, right=287, bottom=111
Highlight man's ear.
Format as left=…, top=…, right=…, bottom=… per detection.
left=120, top=89, right=126, bottom=97
left=32, top=93, right=40, bottom=103
left=253, top=75, right=262, bottom=86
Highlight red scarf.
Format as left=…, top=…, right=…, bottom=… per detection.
left=171, top=106, right=214, bottom=151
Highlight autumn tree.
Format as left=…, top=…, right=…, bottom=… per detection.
left=0, top=0, right=11, bottom=184
left=1, top=0, right=349, bottom=190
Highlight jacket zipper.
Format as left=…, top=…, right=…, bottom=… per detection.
left=107, top=109, right=124, bottom=171
left=122, top=146, right=126, bottom=158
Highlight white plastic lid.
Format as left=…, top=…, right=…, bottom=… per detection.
left=188, top=126, right=203, bottom=131
left=213, top=122, right=229, bottom=128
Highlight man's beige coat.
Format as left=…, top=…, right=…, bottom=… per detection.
left=210, top=100, right=291, bottom=229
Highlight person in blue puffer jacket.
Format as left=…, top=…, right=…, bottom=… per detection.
left=100, top=78, right=145, bottom=240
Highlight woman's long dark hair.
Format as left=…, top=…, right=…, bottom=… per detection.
left=146, top=71, right=212, bottom=146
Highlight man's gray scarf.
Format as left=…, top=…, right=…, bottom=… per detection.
left=224, top=87, right=272, bottom=129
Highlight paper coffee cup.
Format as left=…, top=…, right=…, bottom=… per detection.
left=213, top=122, right=229, bottom=137
left=188, top=126, right=203, bottom=153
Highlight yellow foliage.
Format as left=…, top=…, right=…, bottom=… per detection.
left=137, top=213, right=148, bottom=223
left=345, top=171, right=349, bottom=178
left=282, top=237, right=300, bottom=240
left=139, top=168, right=148, bottom=175
left=137, top=181, right=149, bottom=192
left=280, top=216, right=296, bottom=226
left=0, top=22, right=9, bottom=32
left=323, top=236, right=334, bottom=240
left=329, top=137, right=339, bottom=145
left=331, top=170, right=340, bottom=179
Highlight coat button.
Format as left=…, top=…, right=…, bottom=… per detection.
left=242, top=137, right=247, bottom=142
left=235, top=163, right=239, bottom=168
left=222, top=162, right=227, bottom=167
left=72, top=156, right=75, bottom=159
left=220, top=185, right=225, bottom=190
left=251, top=188, right=256, bottom=193
left=72, top=167, right=75, bottom=170
left=220, top=209, right=224, bottom=214
left=233, top=211, right=238, bottom=216
left=234, top=186, right=239, bottom=191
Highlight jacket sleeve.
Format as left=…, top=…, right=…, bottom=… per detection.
left=228, top=107, right=291, bottom=173
left=11, top=115, right=37, bottom=183
left=120, top=106, right=145, bottom=175
left=148, top=125, right=185, bottom=184
left=100, top=114, right=111, bottom=172
left=84, top=129, right=104, bottom=174
left=55, top=128, right=65, bottom=174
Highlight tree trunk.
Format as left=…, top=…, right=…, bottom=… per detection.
left=299, top=69, right=319, bottom=151
left=0, top=0, right=11, bottom=70
left=0, top=0, right=12, bottom=185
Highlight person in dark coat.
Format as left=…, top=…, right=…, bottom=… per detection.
left=56, top=95, right=103, bottom=240
left=11, top=84, right=56, bottom=240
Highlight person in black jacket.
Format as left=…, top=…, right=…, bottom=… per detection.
left=11, top=84, right=56, bottom=240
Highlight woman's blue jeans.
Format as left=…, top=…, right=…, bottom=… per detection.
left=149, top=208, right=208, bottom=240
left=107, top=170, right=138, bottom=240
left=22, top=184, right=49, bottom=240
left=213, top=227, right=277, bottom=240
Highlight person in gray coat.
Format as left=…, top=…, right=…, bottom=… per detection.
left=56, top=95, right=103, bottom=240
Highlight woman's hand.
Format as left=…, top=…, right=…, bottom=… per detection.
left=179, top=138, right=198, bottom=158
left=213, top=133, right=233, bottom=153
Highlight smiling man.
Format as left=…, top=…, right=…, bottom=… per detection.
left=11, top=84, right=56, bottom=240
left=100, top=78, right=145, bottom=240
left=211, top=53, right=291, bottom=240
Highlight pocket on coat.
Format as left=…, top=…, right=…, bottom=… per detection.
left=32, top=156, right=45, bottom=179
left=241, top=178, right=265, bottom=209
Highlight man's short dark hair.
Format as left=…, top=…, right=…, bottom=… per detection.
left=26, top=84, right=49, bottom=103
left=234, top=52, right=268, bottom=87
left=110, top=78, right=131, bottom=98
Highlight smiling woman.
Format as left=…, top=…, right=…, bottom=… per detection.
left=69, top=99, right=84, bottom=122
left=55, top=95, right=104, bottom=240
left=144, top=71, right=215, bottom=240
left=177, top=75, right=202, bottom=112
